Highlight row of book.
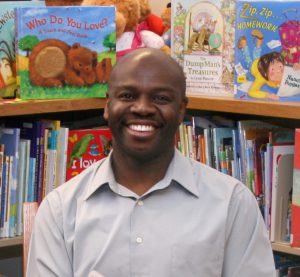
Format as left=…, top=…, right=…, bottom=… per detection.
left=275, top=253, right=300, bottom=276
left=176, top=116, right=300, bottom=248
left=0, top=1, right=116, bottom=100
left=171, top=0, right=300, bottom=102
left=0, top=119, right=112, bottom=238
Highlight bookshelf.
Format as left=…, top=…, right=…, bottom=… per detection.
left=2, top=96, right=300, bottom=119
left=1, top=96, right=300, bottom=256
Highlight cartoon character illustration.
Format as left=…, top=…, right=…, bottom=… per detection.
left=248, top=51, right=300, bottom=100
left=0, top=58, right=15, bottom=88
left=237, top=30, right=264, bottom=70
left=187, top=16, right=218, bottom=53
left=68, top=133, right=95, bottom=168
left=100, top=134, right=112, bottom=156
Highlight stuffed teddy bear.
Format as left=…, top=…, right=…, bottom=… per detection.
left=81, top=0, right=171, bottom=58
left=138, top=0, right=165, bottom=36
left=29, top=39, right=98, bottom=87
left=45, top=0, right=170, bottom=58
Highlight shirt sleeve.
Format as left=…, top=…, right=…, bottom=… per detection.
left=222, top=183, right=276, bottom=277
left=26, top=191, right=73, bottom=277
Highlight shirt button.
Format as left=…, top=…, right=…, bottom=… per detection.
left=136, top=237, right=143, bottom=244
left=137, top=200, right=143, bottom=206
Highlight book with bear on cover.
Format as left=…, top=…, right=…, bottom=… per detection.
left=171, top=0, right=235, bottom=98
left=0, top=0, right=45, bottom=99
left=235, top=0, right=300, bottom=102
left=15, top=5, right=116, bottom=100
left=66, top=127, right=112, bottom=181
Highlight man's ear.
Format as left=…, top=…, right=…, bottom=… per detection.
left=178, top=97, right=188, bottom=125
left=103, top=93, right=110, bottom=121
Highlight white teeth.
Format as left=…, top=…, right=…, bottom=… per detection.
left=129, top=125, right=154, bottom=132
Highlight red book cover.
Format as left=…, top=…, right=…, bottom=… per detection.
left=66, top=127, right=112, bottom=181
left=291, top=129, right=300, bottom=248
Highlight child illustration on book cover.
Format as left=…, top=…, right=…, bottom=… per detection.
left=235, top=1, right=300, bottom=101
left=16, top=6, right=116, bottom=100
left=171, top=0, right=235, bottom=97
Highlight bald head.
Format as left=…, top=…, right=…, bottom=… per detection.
left=108, top=48, right=186, bottom=100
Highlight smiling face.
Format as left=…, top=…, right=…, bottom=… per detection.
left=267, top=60, right=284, bottom=84
left=104, top=48, right=187, bottom=162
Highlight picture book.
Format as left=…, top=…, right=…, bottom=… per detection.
left=0, top=1, right=45, bottom=99
left=272, top=153, right=293, bottom=243
left=66, top=127, right=112, bottom=181
left=171, top=0, right=235, bottom=97
left=270, top=144, right=294, bottom=242
left=291, top=129, right=300, bottom=248
left=15, top=6, right=116, bottom=100
left=235, top=0, right=300, bottom=101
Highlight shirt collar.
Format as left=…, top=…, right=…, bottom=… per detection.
left=170, top=149, right=200, bottom=197
left=83, top=148, right=200, bottom=200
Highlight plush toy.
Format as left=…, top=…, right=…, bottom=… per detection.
left=45, top=0, right=170, bottom=58
left=29, top=39, right=98, bottom=87
left=161, top=2, right=171, bottom=47
left=138, top=0, right=165, bottom=36
left=81, top=0, right=171, bottom=58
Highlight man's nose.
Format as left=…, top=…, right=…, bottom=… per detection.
left=130, top=97, right=155, bottom=115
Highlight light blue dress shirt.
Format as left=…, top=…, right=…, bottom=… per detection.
left=27, top=149, right=276, bottom=277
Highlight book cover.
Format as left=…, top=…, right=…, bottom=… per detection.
left=235, top=0, right=300, bottom=101
left=0, top=0, right=45, bottom=99
left=171, top=0, right=235, bottom=97
left=66, top=127, right=112, bottom=181
left=270, top=143, right=294, bottom=242
left=0, top=127, right=20, bottom=237
left=273, top=153, right=294, bottom=242
left=16, top=6, right=116, bottom=100
left=57, top=126, right=69, bottom=186
left=237, top=119, right=279, bottom=184
left=212, top=127, right=233, bottom=172
left=0, top=156, right=9, bottom=237
left=291, top=129, right=300, bottom=248
left=44, top=129, right=58, bottom=197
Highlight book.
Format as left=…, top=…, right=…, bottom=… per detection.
left=171, top=0, right=235, bottom=97
left=16, top=5, right=116, bottom=100
left=212, top=127, right=233, bottom=172
left=235, top=0, right=300, bottom=101
left=66, top=127, right=112, bottom=181
left=0, top=127, right=20, bottom=237
left=0, top=0, right=45, bottom=99
left=291, top=129, right=300, bottom=248
left=273, top=153, right=294, bottom=242
left=44, top=129, right=58, bottom=196
left=270, top=144, right=294, bottom=242
left=57, top=126, right=69, bottom=186
left=237, top=119, right=279, bottom=184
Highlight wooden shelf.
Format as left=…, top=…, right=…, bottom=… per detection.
left=0, top=98, right=107, bottom=117
left=1, top=96, right=300, bottom=119
left=0, top=236, right=22, bottom=248
left=272, top=242, right=300, bottom=256
left=187, top=96, right=300, bottom=120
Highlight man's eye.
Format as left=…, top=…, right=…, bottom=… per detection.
left=119, top=92, right=134, bottom=100
left=153, top=95, right=170, bottom=103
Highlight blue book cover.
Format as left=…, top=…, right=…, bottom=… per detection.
left=0, top=1, right=45, bottom=98
left=0, top=127, right=20, bottom=237
left=235, top=0, right=300, bottom=101
left=16, top=5, right=116, bottom=100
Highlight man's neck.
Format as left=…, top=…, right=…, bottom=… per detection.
left=111, top=150, right=174, bottom=196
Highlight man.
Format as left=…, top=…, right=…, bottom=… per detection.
left=27, top=48, right=276, bottom=276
